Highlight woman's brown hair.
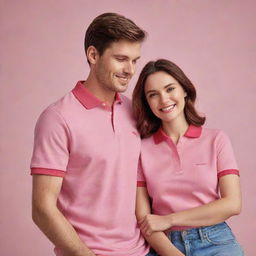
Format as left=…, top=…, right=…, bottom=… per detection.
left=132, top=59, right=205, bottom=138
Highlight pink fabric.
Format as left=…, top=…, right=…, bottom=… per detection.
left=137, top=125, right=239, bottom=230
left=31, top=81, right=148, bottom=256
left=31, top=168, right=65, bottom=177
left=218, top=169, right=240, bottom=178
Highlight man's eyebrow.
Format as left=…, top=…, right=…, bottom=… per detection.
left=113, top=55, right=141, bottom=61
left=113, top=54, right=128, bottom=58
left=134, top=56, right=141, bottom=61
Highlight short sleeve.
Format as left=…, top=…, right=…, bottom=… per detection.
left=137, top=157, right=146, bottom=187
left=30, top=106, right=70, bottom=177
left=216, top=131, right=239, bottom=178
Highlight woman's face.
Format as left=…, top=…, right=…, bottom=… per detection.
left=144, top=71, right=187, bottom=124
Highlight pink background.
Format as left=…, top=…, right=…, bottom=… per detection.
left=1, top=0, right=255, bottom=255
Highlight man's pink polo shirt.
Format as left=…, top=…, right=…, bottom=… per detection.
left=31, top=81, right=148, bottom=256
left=137, top=125, right=239, bottom=230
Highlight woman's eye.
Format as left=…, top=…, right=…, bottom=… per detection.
left=167, top=87, right=174, bottom=92
left=148, top=93, right=157, bottom=98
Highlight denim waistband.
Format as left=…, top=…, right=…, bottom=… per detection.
left=167, top=222, right=229, bottom=241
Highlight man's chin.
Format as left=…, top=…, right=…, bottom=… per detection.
left=115, top=84, right=129, bottom=93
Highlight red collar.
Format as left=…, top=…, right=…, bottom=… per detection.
left=72, top=81, right=122, bottom=109
left=153, top=125, right=202, bottom=144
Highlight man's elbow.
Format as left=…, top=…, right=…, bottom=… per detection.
left=32, top=201, right=44, bottom=225
left=32, top=199, right=54, bottom=226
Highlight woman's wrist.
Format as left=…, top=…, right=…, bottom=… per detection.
left=167, top=213, right=176, bottom=228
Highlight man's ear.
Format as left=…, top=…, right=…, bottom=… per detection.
left=87, top=46, right=99, bottom=65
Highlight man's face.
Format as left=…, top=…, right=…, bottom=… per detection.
left=93, top=40, right=141, bottom=93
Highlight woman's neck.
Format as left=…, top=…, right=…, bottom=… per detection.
left=162, top=118, right=189, bottom=144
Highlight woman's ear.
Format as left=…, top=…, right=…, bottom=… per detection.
left=87, top=46, right=99, bottom=65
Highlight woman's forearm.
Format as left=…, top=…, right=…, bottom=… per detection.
left=140, top=175, right=242, bottom=235
left=169, top=196, right=241, bottom=228
left=143, top=231, right=184, bottom=256
left=170, top=175, right=241, bottom=228
left=136, top=187, right=184, bottom=256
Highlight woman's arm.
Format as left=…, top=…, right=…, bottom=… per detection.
left=136, top=187, right=184, bottom=256
left=139, top=174, right=241, bottom=235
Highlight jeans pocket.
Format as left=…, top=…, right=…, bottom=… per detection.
left=205, top=224, right=236, bottom=245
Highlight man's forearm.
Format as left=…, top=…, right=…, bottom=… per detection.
left=32, top=205, right=95, bottom=256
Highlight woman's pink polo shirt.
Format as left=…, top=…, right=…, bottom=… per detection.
left=31, top=81, right=148, bottom=256
left=137, top=125, right=239, bottom=230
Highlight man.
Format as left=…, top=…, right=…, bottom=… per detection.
left=31, top=13, right=149, bottom=256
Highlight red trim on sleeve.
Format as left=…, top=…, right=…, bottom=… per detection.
left=31, top=168, right=65, bottom=177
left=137, top=181, right=146, bottom=187
left=218, top=169, right=240, bottom=178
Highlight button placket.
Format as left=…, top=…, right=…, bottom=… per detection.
left=176, top=137, right=185, bottom=172
left=101, top=102, right=115, bottom=132
left=166, top=138, right=183, bottom=174
left=110, top=103, right=116, bottom=133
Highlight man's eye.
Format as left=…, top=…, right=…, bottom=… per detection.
left=116, top=58, right=125, bottom=62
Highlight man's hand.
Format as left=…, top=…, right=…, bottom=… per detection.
left=138, top=214, right=172, bottom=236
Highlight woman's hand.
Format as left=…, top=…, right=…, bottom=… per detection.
left=138, top=214, right=172, bottom=236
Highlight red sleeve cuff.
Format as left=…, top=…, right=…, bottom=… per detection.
left=31, top=168, right=65, bottom=177
left=137, top=181, right=146, bottom=187
left=218, top=169, right=240, bottom=178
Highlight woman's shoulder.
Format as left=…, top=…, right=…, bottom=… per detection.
left=202, top=127, right=231, bottom=143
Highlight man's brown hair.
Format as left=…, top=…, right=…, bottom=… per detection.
left=84, top=13, right=146, bottom=63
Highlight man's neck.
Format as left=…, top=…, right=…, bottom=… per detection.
left=84, top=73, right=116, bottom=106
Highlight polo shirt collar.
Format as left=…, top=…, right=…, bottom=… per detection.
left=153, top=125, right=202, bottom=144
left=72, top=81, right=122, bottom=109
left=184, top=125, right=202, bottom=138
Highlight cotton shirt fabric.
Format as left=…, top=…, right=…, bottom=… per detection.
left=31, top=81, right=148, bottom=256
left=137, top=125, right=239, bottom=230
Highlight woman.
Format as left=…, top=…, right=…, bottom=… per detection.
left=132, top=59, right=244, bottom=256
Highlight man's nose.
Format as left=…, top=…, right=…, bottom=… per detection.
left=123, top=61, right=135, bottom=76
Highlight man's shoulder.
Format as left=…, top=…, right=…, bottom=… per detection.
left=41, top=91, right=75, bottom=115
left=35, top=91, right=75, bottom=127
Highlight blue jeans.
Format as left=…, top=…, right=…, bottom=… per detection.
left=146, top=222, right=244, bottom=256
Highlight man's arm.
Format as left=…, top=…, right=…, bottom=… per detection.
left=139, top=175, right=241, bottom=235
left=32, top=175, right=96, bottom=256
left=136, top=187, right=184, bottom=256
